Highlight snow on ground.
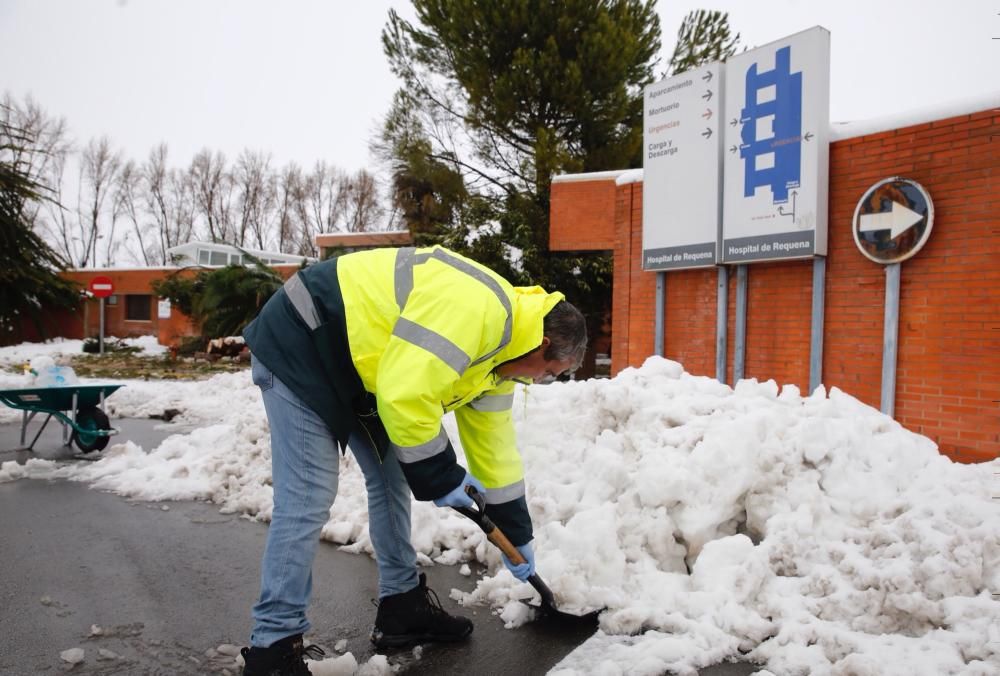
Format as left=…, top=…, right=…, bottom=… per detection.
left=0, top=335, right=170, bottom=422
left=0, top=336, right=166, bottom=367
left=0, top=337, right=215, bottom=425
left=1, top=347, right=998, bottom=675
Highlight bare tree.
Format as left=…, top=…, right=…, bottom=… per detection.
left=291, top=165, right=316, bottom=257
left=233, top=149, right=275, bottom=250
left=143, top=144, right=171, bottom=264
left=113, top=159, right=152, bottom=266
left=142, top=144, right=194, bottom=264
left=0, top=93, right=71, bottom=203
left=4, top=93, right=399, bottom=263
left=190, top=148, right=234, bottom=243
left=343, top=169, right=384, bottom=232
left=302, top=161, right=345, bottom=235
left=1, top=93, right=74, bottom=259
left=275, top=162, right=311, bottom=255
left=79, top=136, right=123, bottom=267
left=37, top=147, right=76, bottom=264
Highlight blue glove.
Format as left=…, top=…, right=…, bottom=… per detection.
left=501, top=541, right=535, bottom=581
left=432, top=471, right=486, bottom=509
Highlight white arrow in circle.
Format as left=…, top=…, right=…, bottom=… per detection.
left=859, top=200, right=923, bottom=239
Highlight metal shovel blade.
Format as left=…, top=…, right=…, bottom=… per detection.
left=520, top=573, right=603, bottom=628
left=452, top=488, right=602, bottom=630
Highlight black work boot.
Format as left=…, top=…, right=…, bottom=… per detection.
left=370, top=572, right=474, bottom=648
left=240, top=633, right=325, bottom=676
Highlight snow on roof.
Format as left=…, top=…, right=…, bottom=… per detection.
left=67, top=266, right=181, bottom=273
left=167, top=240, right=311, bottom=261
left=316, top=229, right=411, bottom=238
left=315, top=230, right=413, bottom=247
left=830, top=89, right=1000, bottom=141
left=551, top=169, right=633, bottom=184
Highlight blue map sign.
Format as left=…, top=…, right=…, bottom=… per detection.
left=722, top=27, right=830, bottom=263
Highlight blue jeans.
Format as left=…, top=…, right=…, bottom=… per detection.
left=250, top=356, right=419, bottom=647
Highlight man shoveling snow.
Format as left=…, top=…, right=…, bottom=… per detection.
left=239, top=245, right=586, bottom=675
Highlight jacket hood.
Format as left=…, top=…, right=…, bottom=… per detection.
left=498, top=286, right=565, bottom=362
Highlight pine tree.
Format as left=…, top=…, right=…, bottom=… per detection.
left=381, top=0, right=662, bottom=371
left=0, top=109, right=79, bottom=343
left=667, top=9, right=740, bottom=76
left=194, top=257, right=284, bottom=339
left=380, top=2, right=740, bottom=374
left=151, top=255, right=284, bottom=339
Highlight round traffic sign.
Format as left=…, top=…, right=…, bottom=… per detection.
left=89, top=276, right=115, bottom=298
left=852, top=177, right=933, bottom=264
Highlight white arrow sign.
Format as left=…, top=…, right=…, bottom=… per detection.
left=859, top=200, right=923, bottom=239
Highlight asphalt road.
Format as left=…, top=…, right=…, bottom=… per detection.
left=0, top=416, right=758, bottom=676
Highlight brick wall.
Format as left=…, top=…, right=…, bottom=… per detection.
left=551, top=178, right=619, bottom=251
left=551, top=106, right=1000, bottom=463
left=35, top=265, right=302, bottom=348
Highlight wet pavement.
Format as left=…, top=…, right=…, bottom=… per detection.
left=0, top=417, right=758, bottom=675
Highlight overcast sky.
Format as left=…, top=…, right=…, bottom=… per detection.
left=2, top=0, right=998, bottom=174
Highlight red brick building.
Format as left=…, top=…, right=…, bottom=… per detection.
left=58, top=266, right=302, bottom=348
left=550, top=98, right=999, bottom=463
left=22, top=233, right=417, bottom=349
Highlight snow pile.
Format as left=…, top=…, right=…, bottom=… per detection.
left=1, top=356, right=997, bottom=674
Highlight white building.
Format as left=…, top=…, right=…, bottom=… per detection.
left=166, top=241, right=314, bottom=268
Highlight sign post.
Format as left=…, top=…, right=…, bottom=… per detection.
left=852, top=177, right=934, bottom=417
left=89, top=276, right=115, bottom=355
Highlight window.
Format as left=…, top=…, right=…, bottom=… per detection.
left=125, top=295, right=152, bottom=321
left=198, top=249, right=210, bottom=265
left=209, top=251, right=228, bottom=266
left=229, top=253, right=243, bottom=265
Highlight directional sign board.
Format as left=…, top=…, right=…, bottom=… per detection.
left=642, top=62, right=724, bottom=270
left=722, top=26, right=830, bottom=263
left=853, top=177, right=934, bottom=264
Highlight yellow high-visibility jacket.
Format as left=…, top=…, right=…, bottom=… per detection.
left=246, top=245, right=560, bottom=546
left=337, top=247, right=561, bottom=542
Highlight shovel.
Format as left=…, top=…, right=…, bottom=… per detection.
left=452, top=487, right=602, bottom=629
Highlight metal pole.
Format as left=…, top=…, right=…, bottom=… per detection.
left=99, top=297, right=105, bottom=355
left=809, top=256, right=826, bottom=394
left=716, top=266, right=728, bottom=383
left=654, top=271, right=665, bottom=357
left=881, top=263, right=901, bottom=417
left=734, top=264, right=748, bottom=382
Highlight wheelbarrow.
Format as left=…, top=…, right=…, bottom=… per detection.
left=0, top=384, right=123, bottom=453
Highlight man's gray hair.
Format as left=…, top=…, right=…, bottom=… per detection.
left=542, top=300, right=588, bottom=369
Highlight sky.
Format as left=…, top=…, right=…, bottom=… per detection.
left=1, top=340, right=998, bottom=674
left=2, top=0, right=998, bottom=176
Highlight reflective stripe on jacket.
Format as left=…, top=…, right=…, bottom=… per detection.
left=334, top=246, right=562, bottom=514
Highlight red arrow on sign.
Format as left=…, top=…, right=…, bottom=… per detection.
left=89, top=276, right=115, bottom=298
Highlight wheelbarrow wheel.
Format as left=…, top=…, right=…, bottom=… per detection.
left=73, top=406, right=111, bottom=453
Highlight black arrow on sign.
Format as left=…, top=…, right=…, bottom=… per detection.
left=730, top=118, right=739, bottom=127
left=778, top=191, right=798, bottom=220
left=729, top=145, right=738, bottom=154
left=804, top=132, right=814, bottom=142
left=702, top=71, right=713, bottom=82
left=702, top=128, right=713, bottom=139
left=702, top=90, right=713, bottom=102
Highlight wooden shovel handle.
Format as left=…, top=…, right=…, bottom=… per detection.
left=451, top=486, right=558, bottom=609
left=485, top=523, right=526, bottom=564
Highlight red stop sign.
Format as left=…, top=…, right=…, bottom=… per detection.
left=89, top=276, right=115, bottom=298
